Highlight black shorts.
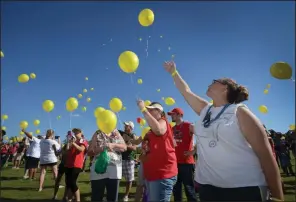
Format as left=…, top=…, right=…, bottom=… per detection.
left=26, top=156, right=40, bottom=169
left=40, top=162, right=57, bottom=167
left=58, top=163, right=65, bottom=176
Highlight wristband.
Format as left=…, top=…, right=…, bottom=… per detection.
left=141, top=107, right=147, bottom=113
left=171, top=70, right=178, bottom=77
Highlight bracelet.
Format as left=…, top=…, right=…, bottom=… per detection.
left=171, top=70, right=178, bottom=77
left=141, top=107, right=147, bottom=113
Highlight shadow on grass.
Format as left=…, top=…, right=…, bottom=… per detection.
left=0, top=176, right=21, bottom=181
left=0, top=185, right=53, bottom=191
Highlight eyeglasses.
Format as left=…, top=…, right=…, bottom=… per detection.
left=212, top=79, right=227, bottom=85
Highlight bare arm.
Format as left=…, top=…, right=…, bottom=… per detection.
left=237, top=107, right=283, bottom=201
left=163, top=61, right=208, bottom=116
left=142, top=110, right=167, bottom=136
left=131, top=136, right=143, bottom=145
left=189, top=124, right=195, bottom=136
left=72, top=142, right=86, bottom=152
left=22, top=129, right=33, bottom=139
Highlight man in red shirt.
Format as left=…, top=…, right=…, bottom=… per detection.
left=168, top=108, right=197, bottom=202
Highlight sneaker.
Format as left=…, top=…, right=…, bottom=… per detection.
left=123, top=196, right=129, bottom=202
left=38, top=188, right=43, bottom=192
left=23, top=176, right=29, bottom=179
left=59, top=185, right=65, bottom=188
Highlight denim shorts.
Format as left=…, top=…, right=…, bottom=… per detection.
left=146, top=176, right=177, bottom=201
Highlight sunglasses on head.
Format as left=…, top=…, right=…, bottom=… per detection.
left=212, top=79, right=227, bottom=85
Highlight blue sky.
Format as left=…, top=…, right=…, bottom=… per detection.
left=1, top=1, right=295, bottom=141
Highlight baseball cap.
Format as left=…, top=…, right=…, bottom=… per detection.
left=168, top=108, right=184, bottom=116
left=124, top=121, right=135, bottom=130
left=146, top=102, right=164, bottom=112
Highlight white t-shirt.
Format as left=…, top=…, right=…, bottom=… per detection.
left=194, top=104, right=266, bottom=188
left=26, top=137, right=41, bottom=159
left=40, top=139, right=61, bottom=165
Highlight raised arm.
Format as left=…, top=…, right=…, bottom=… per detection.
left=21, top=129, right=33, bottom=139
left=237, top=106, right=283, bottom=201
left=163, top=61, right=208, bottom=115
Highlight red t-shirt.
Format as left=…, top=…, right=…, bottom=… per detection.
left=65, top=139, right=88, bottom=169
left=173, top=122, right=195, bottom=164
left=143, top=118, right=178, bottom=181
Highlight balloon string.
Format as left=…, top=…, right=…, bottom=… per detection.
left=69, top=112, right=72, bottom=129
left=146, top=39, right=149, bottom=58
left=117, top=112, right=123, bottom=129
left=130, top=74, right=140, bottom=100
left=48, top=113, right=52, bottom=129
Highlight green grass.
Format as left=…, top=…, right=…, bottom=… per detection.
left=0, top=161, right=295, bottom=201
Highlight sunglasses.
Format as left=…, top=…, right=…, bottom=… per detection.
left=212, top=79, right=227, bottom=85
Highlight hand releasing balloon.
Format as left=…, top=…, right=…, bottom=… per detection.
left=138, top=9, right=154, bottom=27
left=33, top=119, right=40, bottom=126
left=109, top=98, right=123, bottom=112
left=66, top=97, right=79, bottom=112
left=96, top=110, right=117, bottom=134
left=137, top=100, right=145, bottom=111
left=18, top=74, right=30, bottom=83
left=42, top=100, right=55, bottom=112
left=163, top=61, right=176, bottom=75
left=118, top=51, right=139, bottom=73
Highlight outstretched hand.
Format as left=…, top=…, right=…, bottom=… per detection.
left=163, top=61, right=176, bottom=74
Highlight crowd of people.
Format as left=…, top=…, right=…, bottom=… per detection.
left=0, top=60, right=295, bottom=202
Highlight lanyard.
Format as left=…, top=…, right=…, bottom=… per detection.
left=203, top=104, right=231, bottom=128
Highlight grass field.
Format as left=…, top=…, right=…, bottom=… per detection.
left=0, top=161, right=295, bottom=202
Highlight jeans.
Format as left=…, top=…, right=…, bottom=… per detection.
left=173, top=164, right=197, bottom=201
left=146, top=176, right=177, bottom=202
left=91, top=178, right=120, bottom=202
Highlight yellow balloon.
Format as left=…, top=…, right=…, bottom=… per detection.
left=30, top=73, right=36, bottom=79
left=140, top=119, right=146, bottom=126
left=266, top=84, right=271, bottom=88
left=263, top=89, right=269, bottom=94
left=109, top=97, right=123, bottom=112
left=165, top=97, right=176, bottom=106
left=138, top=9, right=154, bottom=27
left=35, top=129, right=40, bottom=134
left=1, top=126, right=6, bottom=131
left=42, top=100, right=55, bottom=112
left=122, top=106, right=127, bottom=111
left=258, top=105, right=268, bottom=114
left=96, top=110, right=117, bottom=134
left=289, top=124, right=295, bottom=130
left=270, top=62, right=292, bottom=80
left=94, top=107, right=105, bottom=119
left=2, top=114, right=8, bottom=120
left=209, top=100, right=213, bottom=104
left=81, top=106, right=87, bottom=112
left=18, top=74, right=30, bottom=83
left=137, top=79, right=143, bottom=84
left=157, top=89, right=161, bottom=92
left=20, top=131, right=24, bottom=135
left=85, top=77, right=88, bottom=81
left=87, top=97, right=91, bottom=102
left=66, top=97, right=79, bottom=112
left=144, top=100, right=151, bottom=106
left=90, top=88, right=94, bottom=91
left=0, top=50, right=4, bottom=58
left=141, top=127, right=151, bottom=138
left=4, top=136, right=8, bottom=140
left=57, top=115, right=61, bottom=120
left=20, top=121, right=29, bottom=129
left=170, top=122, right=176, bottom=127
left=33, top=119, right=40, bottom=126
left=83, top=89, right=87, bottom=93
left=78, top=94, right=83, bottom=99
left=118, top=51, right=139, bottom=73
